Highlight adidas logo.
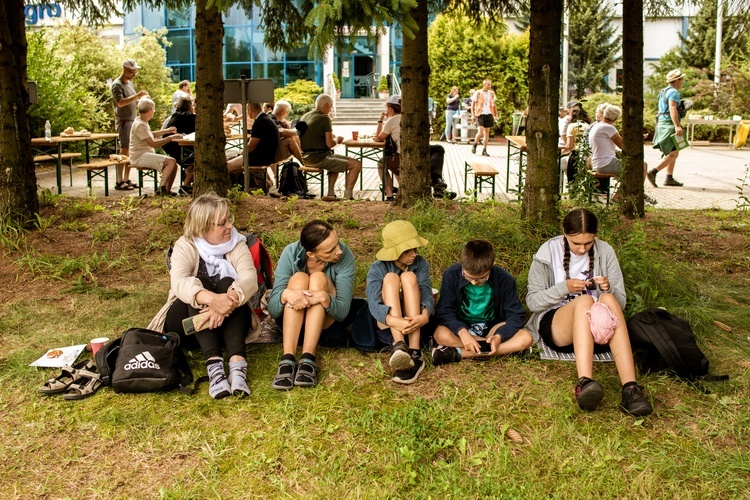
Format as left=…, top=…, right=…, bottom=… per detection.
left=123, top=351, right=160, bottom=371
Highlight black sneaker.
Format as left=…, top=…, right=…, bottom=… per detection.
left=619, top=384, right=653, bottom=417
left=647, top=168, right=658, bottom=188
left=574, top=377, right=604, bottom=411
left=431, top=345, right=461, bottom=366
left=393, top=351, right=424, bottom=385
left=178, top=185, right=193, bottom=196
left=471, top=144, right=477, bottom=154
left=481, top=149, right=490, bottom=157
left=389, top=341, right=414, bottom=371
left=664, top=177, right=684, bottom=187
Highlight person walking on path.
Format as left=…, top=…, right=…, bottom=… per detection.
left=444, top=86, right=461, bottom=143
left=111, top=59, right=149, bottom=190
left=648, top=69, right=685, bottom=187
left=471, top=80, right=497, bottom=157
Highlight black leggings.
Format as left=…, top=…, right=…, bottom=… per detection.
left=164, top=276, right=251, bottom=360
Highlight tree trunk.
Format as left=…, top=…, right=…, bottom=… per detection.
left=194, top=0, right=229, bottom=196
left=620, top=0, right=645, bottom=218
left=0, top=0, right=38, bottom=224
left=398, top=0, right=431, bottom=206
left=521, top=0, right=563, bottom=224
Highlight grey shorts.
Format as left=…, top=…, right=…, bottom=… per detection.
left=594, top=157, right=621, bottom=175
left=315, top=154, right=349, bottom=174
left=116, top=120, right=133, bottom=149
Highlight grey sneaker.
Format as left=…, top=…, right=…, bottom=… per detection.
left=620, top=384, right=653, bottom=417
left=644, top=194, right=658, bottom=206
left=664, top=177, right=684, bottom=187
left=481, top=149, right=490, bottom=157
left=471, top=143, right=477, bottom=154
left=647, top=168, right=658, bottom=187
left=389, top=341, right=414, bottom=370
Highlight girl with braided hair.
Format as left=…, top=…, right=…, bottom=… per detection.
left=525, top=208, right=652, bottom=417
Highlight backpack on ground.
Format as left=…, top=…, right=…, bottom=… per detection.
left=277, top=159, right=308, bottom=196
left=102, top=328, right=195, bottom=394
left=166, top=232, right=274, bottom=316
left=627, top=308, right=728, bottom=383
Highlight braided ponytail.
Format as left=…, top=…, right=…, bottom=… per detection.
left=563, top=235, right=571, bottom=279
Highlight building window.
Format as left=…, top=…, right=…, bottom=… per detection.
left=616, top=68, right=623, bottom=92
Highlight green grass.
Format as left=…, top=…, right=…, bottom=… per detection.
left=0, top=200, right=749, bottom=497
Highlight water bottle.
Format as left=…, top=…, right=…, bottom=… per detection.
left=44, top=120, right=51, bottom=141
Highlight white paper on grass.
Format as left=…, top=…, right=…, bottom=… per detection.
left=29, top=344, right=86, bottom=368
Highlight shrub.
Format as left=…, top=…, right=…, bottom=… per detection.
left=378, top=75, right=389, bottom=93
left=274, top=79, right=322, bottom=119
left=428, top=13, right=529, bottom=136
left=26, top=24, right=173, bottom=137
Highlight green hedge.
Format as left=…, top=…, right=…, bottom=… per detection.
left=26, top=25, right=173, bottom=139
left=428, top=13, right=529, bottom=136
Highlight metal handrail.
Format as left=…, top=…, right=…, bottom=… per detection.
left=326, top=73, right=337, bottom=119
left=391, top=74, right=401, bottom=97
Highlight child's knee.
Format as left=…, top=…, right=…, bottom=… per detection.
left=514, top=329, right=534, bottom=348
left=383, top=272, right=400, bottom=288
left=400, top=271, right=418, bottom=288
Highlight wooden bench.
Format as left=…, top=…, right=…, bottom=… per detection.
left=33, top=152, right=82, bottom=187
left=592, top=171, right=618, bottom=205
left=76, top=158, right=131, bottom=197
left=464, top=159, right=499, bottom=199
left=133, top=165, right=159, bottom=196
left=299, top=165, right=325, bottom=198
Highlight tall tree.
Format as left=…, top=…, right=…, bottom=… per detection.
left=400, top=0, right=432, bottom=201
left=520, top=0, right=563, bottom=224
left=192, top=0, right=230, bottom=196
left=0, top=0, right=37, bottom=223
left=680, top=0, right=750, bottom=75
left=0, top=0, right=119, bottom=224
left=619, top=0, right=645, bottom=218
left=568, top=0, right=621, bottom=98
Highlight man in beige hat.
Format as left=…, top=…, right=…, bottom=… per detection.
left=648, top=69, right=685, bottom=187
left=112, top=59, right=149, bottom=190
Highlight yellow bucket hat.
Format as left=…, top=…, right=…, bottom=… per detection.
left=376, top=220, right=429, bottom=261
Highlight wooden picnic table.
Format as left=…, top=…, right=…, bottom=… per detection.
left=31, top=133, right=118, bottom=194
left=342, top=139, right=386, bottom=199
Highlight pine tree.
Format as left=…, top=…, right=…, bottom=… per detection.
left=680, top=0, right=750, bottom=76
left=567, top=0, right=621, bottom=98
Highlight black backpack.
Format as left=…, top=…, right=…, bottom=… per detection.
left=627, top=308, right=728, bottom=382
left=277, top=159, right=308, bottom=196
left=97, top=328, right=196, bottom=394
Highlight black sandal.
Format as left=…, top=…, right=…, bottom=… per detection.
left=272, top=359, right=296, bottom=391
left=294, top=358, right=318, bottom=387
left=115, top=181, right=134, bottom=191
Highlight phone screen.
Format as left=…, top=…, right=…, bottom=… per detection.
left=479, top=340, right=492, bottom=353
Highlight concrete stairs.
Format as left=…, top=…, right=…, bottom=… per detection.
left=332, top=98, right=387, bottom=126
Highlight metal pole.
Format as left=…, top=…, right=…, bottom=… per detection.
left=241, top=75, right=249, bottom=191
left=714, top=0, right=723, bottom=86
left=562, top=7, right=570, bottom=106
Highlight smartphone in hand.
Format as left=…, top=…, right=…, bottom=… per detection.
left=478, top=340, right=493, bottom=353
left=182, top=312, right=210, bottom=335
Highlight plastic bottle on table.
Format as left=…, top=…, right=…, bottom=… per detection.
left=44, top=120, right=51, bottom=141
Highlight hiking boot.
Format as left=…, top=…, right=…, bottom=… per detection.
left=664, top=177, right=684, bottom=187
left=471, top=143, right=477, bottom=154
left=619, top=383, right=653, bottom=417
left=393, top=351, right=424, bottom=385
left=574, top=377, right=604, bottom=411
left=647, top=168, right=658, bottom=188
left=389, top=340, right=414, bottom=371
left=481, top=149, right=490, bottom=157
left=431, top=345, right=461, bottom=366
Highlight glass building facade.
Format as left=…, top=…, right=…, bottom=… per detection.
left=123, top=4, right=403, bottom=94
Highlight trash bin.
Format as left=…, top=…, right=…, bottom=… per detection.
left=734, top=120, right=750, bottom=149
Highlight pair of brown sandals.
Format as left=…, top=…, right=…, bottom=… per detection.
left=38, top=360, right=102, bottom=400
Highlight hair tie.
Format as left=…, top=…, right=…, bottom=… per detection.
left=586, top=301, right=619, bottom=344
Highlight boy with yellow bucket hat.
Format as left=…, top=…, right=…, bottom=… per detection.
left=365, top=221, right=434, bottom=384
